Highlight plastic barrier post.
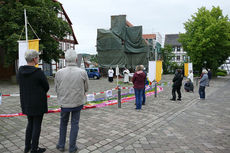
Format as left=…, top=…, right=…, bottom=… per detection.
left=118, top=86, right=121, bottom=108
left=155, top=83, right=157, bottom=97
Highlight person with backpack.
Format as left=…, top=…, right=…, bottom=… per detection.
left=170, top=69, right=183, bottom=101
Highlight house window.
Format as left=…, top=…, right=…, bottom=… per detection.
left=148, top=39, right=153, bottom=44
left=177, top=46, right=181, bottom=52
left=183, top=55, right=186, bottom=61
left=66, top=43, right=70, bottom=50
left=172, top=47, right=175, bottom=52
left=177, top=56, right=180, bottom=61
left=58, top=42, right=62, bottom=50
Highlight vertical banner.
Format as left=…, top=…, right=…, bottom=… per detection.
left=156, top=60, right=162, bottom=83
left=28, top=39, right=39, bottom=51
left=29, top=39, right=39, bottom=67
left=148, top=61, right=156, bottom=82
left=18, top=39, right=40, bottom=68
left=188, top=63, right=193, bottom=73
left=116, top=65, right=119, bottom=76
left=116, top=65, right=119, bottom=86
left=184, top=63, right=189, bottom=77
left=184, top=63, right=193, bottom=77
left=18, top=40, right=28, bottom=68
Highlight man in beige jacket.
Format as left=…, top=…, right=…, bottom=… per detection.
left=55, top=49, right=89, bottom=153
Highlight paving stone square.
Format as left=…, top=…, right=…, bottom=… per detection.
left=0, top=75, right=230, bottom=153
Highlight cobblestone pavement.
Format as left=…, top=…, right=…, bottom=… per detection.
left=0, top=75, right=229, bottom=153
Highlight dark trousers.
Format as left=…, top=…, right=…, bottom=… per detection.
left=57, top=110, right=81, bottom=152
left=199, top=86, right=206, bottom=99
left=108, top=77, right=113, bottom=82
left=172, top=86, right=181, bottom=100
left=25, top=115, right=44, bottom=151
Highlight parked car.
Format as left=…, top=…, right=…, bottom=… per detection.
left=85, top=68, right=101, bottom=79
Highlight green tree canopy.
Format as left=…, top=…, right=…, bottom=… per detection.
left=161, top=44, right=173, bottom=74
left=0, top=0, right=71, bottom=66
left=179, top=6, right=230, bottom=74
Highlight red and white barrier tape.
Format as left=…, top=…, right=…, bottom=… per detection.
left=0, top=86, right=163, bottom=117
left=2, top=86, right=134, bottom=98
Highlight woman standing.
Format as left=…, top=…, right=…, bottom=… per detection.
left=132, top=65, right=146, bottom=110
left=17, top=50, right=49, bottom=153
left=199, top=69, right=209, bottom=100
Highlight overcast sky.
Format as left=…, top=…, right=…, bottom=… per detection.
left=58, top=0, right=230, bottom=55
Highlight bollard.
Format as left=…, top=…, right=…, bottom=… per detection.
left=155, top=82, right=157, bottom=97
left=118, top=86, right=121, bottom=108
left=196, top=77, right=198, bottom=86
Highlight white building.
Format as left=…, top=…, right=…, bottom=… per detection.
left=39, top=1, right=78, bottom=76
left=219, top=57, right=230, bottom=74
left=164, top=34, right=187, bottom=64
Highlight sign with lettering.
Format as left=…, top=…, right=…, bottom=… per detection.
left=86, top=94, right=95, bottom=102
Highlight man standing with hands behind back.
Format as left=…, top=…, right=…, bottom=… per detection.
left=55, top=49, right=89, bottom=153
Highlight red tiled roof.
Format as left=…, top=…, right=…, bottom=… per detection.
left=142, top=34, right=156, bottom=39
left=53, top=0, right=78, bottom=44
left=126, top=20, right=133, bottom=27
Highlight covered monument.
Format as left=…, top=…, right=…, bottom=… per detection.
left=97, top=15, right=150, bottom=69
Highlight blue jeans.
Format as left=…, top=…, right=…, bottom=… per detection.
left=57, top=110, right=81, bottom=152
left=199, top=86, right=205, bottom=99
left=142, top=86, right=146, bottom=105
left=134, top=88, right=144, bottom=109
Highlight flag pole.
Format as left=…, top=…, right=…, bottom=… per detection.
left=24, top=9, right=28, bottom=49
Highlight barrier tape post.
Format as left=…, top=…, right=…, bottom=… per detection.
left=0, top=93, right=2, bottom=105
left=118, top=85, right=121, bottom=108
left=155, top=82, right=157, bottom=97
left=196, top=77, right=199, bottom=86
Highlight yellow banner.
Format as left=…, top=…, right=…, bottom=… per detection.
left=156, top=60, right=162, bottom=83
left=28, top=39, right=39, bottom=67
left=184, top=63, right=188, bottom=77
left=28, top=39, right=39, bottom=51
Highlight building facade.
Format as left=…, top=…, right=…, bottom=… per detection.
left=142, top=33, right=162, bottom=60
left=164, top=34, right=187, bottom=64
left=219, top=57, right=230, bottom=74
left=40, top=1, right=78, bottom=75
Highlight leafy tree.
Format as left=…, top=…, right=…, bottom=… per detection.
left=89, top=54, right=98, bottom=63
left=161, top=44, right=174, bottom=74
left=179, top=6, right=230, bottom=75
left=0, top=0, right=71, bottom=66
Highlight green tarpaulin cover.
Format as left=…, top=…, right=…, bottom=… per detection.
left=97, top=15, right=149, bottom=69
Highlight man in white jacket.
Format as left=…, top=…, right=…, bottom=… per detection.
left=188, top=70, right=194, bottom=83
left=108, top=67, right=114, bottom=82
left=55, top=49, right=89, bottom=153
left=123, top=68, right=130, bottom=83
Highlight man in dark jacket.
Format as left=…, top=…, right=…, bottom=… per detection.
left=17, top=50, right=49, bottom=153
left=170, top=69, right=183, bottom=101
